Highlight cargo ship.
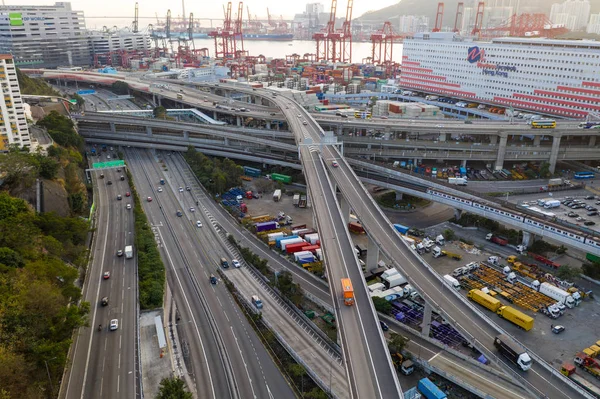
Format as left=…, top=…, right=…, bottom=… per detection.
left=243, top=33, right=293, bottom=41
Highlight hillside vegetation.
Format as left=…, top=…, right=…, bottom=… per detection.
left=0, top=192, right=89, bottom=398
left=16, top=68, right=60, bottom=97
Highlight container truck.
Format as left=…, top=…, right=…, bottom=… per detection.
left=293, top=194, right=300, bottom=206
left=341, top=278, right=355, bottom=306
left=295, top=253, right=315, bottom=263
left=273, top=189, right=282, bottom=202
left=432, top=247, right=462, bottom=260
left=548, top=178, right=563, bottom=186
left=538, top=282, right=576, bottom=308
left=496, top=306, right=534, bottom=331
left=443, top=275, right=461, bottom=290
left=393, top=224, right=410, bottom=234
left=384, top=273, right=407, bottom=289
left=286, top=242, right=309, bottom=254
left=270, top=173, right=292, bottom=184
left=494, top=334, right=532, bottom=371
left=304, top=233, right=319, bottom=245
left=275, top=235, right=298, bottom=247
left=486, top=234, right=508, bottom=246
left=468, top=289, right=501, bottom=312
left=267, top=232, right=285, bottom=242
left=256, top=221, right=279, bottom=232
left=448, top=177, right=468, bottom=186
left=298, top=195, right=307, bottom=208
left=561, top=363, right=600, bottom=398
left=417, top=378, right=447, bottom=399
left=348, top=222, right=365, bottom=234
left=125, top=245, right=133, bottom=259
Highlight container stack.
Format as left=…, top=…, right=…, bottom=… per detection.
left=374, top=101, right=441, bottom=119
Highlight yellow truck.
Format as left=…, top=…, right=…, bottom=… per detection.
left=341, top=278, right=355, bottom=306
left=468, top=289, right=502, bottom=312
left=497, top=306, right=534, bottom=331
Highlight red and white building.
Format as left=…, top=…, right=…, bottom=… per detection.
left=400, top=32, right=600, bottom=118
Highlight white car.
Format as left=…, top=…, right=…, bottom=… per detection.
left=196, top=220, right=203, bottom=228
left=110, top=319, right=119, bottom=331
left=232, top=259, right=241, bottom=268
left=157, top=187, right=163, bottom=193
left=190, top=207, right=195, bottom=212
left=179, top=187, right=184, bottom=192
left=126, top=203, right=132, bottom=210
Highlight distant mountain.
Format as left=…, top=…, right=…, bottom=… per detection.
left=357, top=0, right=600, bottom=28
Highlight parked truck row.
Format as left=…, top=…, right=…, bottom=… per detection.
left=467, top=289, right=534, bottom=330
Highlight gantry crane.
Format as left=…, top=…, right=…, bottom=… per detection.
left=433, top=2, right=444, bottom=32
left=453, top=2, right=464, bottom=33
left=370, top=21, right=401, bottom=78
left=313, top=0, right=337, bottom=62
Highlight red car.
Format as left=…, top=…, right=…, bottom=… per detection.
left=103, top=271, right=111, bottom=279
left=125, top=192, right=131, bottom=197
left=147, top=197, right=152, bottom=202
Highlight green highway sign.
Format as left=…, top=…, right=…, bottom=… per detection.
left=93, top=160, right=125, bottom=169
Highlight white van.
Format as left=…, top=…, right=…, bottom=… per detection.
left=251, top=295, right=263, bottom=309
left=443, top=274, right=461, bottom=290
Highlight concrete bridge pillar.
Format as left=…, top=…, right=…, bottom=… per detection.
left=367, top=143, right=372, bottom=150
left=236, top=116, right=241, bottom=127
left=339, top=193, right=351, bottom=224
left=438, top=133, right=446, bottom=142
left=494, top=133, right=508, bottom=171
left=157, top=96, right=162, bottom=106
left=489, top=135, right=498, bottom=145
left=366, top=236, right=380, bottom=271
left=337, top=125, right=343, bottom=136
left=213, top=111, right=217, bottom=120
left=533, top=135, right=541, bottom=147
left=522, top=231, right=534, bottom=247
left=454, top=208, right=463, bottom=220
left=396, top=192, right=403, bottom=201
left=548, top=133, right=563, bottom=174
left=224, top=137, right=229, bottom=146
left=110, top=122, right=116, bottom=133
left=590, top=136, right=597, bottom=147
left=266, top=121, right=271, bottom=129
left=182, top=130, right=189, bottom=139
left=461, top=159, right=467, bottom=168
left=146, top=126, right=152, bottom=137
left=421, top=302, right=433, bottom=337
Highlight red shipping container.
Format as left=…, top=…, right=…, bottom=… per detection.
left=323, top=99, right=329, bottom=105
left=301, top=245, right=320, bottom=253
left=298, top=229, right=316, bottom=238
left=286, top=242, right=309, bottom=254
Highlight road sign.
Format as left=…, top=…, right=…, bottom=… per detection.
left=92, top=160, right=125, bottom=169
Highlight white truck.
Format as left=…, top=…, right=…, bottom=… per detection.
left=538, top=282, right=576, bottom=308
left=443, top=274, right=461, bottom=290
left=384, top=273, right=408, bottom=289
left=125, top=245, right=133, bottom=259
left=425, top=95, right=439, bottom=101
left=548, top=178, right=563, bottom=186
left=273, top=189, right=282, bottom=202
left=448, top=177, right=468, bottom=186
left=435, top=234, right=445, bottom=245
left=543, top=199, right=561, bottom=209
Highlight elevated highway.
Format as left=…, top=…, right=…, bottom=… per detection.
left=77, top=113, right=600, bottom=256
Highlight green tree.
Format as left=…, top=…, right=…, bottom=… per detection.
left=36, top=155, right=60, bottom=179
left=72, top=93, right=85, bottom=107
left=582, top=262, right=600, bottom=279
left=156, top=377, right=192, bottom=399
left=111, top=81, right=130, bottom=95
left=539, top=162, right=551, bottom=178
left=388, top=333, right=409, bottom=353
left=0, top=192, right=29, bottom=221
left=372, top=297, right=392, bottom=314
left=275, top=271, right=304, bottom=307
left=37, top=111, right=84, bottom=151
left=556, top=265, right=579, bottom=281
left=443, top=229, right=455, bottom=241
left=0, top=247, right=25, bottom=268
left=153, top=106, right=167, bottom=119
left=305, top=388, right=329, bottom=399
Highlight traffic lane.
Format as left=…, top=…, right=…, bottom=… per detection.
left=128, top=151, right=227, bottom=398
left=328, top=149, right=587, bottom=399
left=312, top=150, right=401, bottom=399
left=151, top=152, right=295, bottom=398
left=303, top=148, right=381, bottom=399
left=167, top=154, right=332, bottom=306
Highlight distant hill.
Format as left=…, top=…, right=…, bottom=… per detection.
left=357, top=0, right=600, bottom=28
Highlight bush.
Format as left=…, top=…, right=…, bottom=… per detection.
left=443, top=229, right=455, bottom=241
left=372, top=297, right=392, bottom=314
left=582, top=262, right=600, bottom=279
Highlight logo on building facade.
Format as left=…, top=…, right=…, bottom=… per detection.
left=467, top=46, right=485, bottom=63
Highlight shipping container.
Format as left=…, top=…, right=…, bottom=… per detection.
left=393, top=224, right=410, bottom=234
left=271, top=173, right=292, bottom=184
left=255, top=221, right=278, bottom=232
left=301, top=245, right=320, bottom=253
left=280, top=238, right=305, bottom=251
left=286, top=242, right=309, bottom=254
left=418, top=378, right=447, bottom=399
left=348, top=222, right=365, bottom=234
left=468, top=289, right=501, bottom=312
left=304, top=233, right=319, bottom=245
left=276, top=235, right=299, bottom=247
left=243, top=166, right=262, bottom=177
left=497, top=306, right=534, bottom=331
left=294, top=251, right=314, bottom=261
left=267, top=232, right=285, bottom=241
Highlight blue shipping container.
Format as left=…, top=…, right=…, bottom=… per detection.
left=393, top=224, right=410, bottom=235
left=459, top=167, right=467, bottom=176
left=276, top=235, right=299, bottom=248
left=256, top=221, right=278, bottom=232
left=418, top=378, right=447, bottom=399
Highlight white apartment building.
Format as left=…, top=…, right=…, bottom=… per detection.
left=398, top=15, right=430, bottom=34
left=550, top=0, right=591, bottom=31
left=0, top=2, right=90, bottom=68
left=587, top=13, right=600, bottom=34
left=0, top=55, right=30, bottom=150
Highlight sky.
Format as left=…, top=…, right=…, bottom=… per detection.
left=5, top=0, right=401, bottom=25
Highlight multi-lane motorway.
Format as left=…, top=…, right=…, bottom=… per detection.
left=63, top=152, right=138, bottom=399
left=126, top=148, right=294, bottom=398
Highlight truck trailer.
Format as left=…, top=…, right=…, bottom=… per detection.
left=341, top=278, right=354, bottom=306
left=273, top=189, right=282, bottom=202
left=125, top=245, right=133, bottom=259
left=417, top=378, right=447, bottom=399
left=443, top=275, right=461, bottom=290
left=348, top=222, right=365, bottom=234
left=448, top=177, right=468, bottom=186
left=486, top=233, right=508, bottom=246
left=497, top=306, right=534, bottom=331
left=494, top=334, right=532, bottom=371
left=538, top=282, right=576, bottom=308
left=393, top=224, right=410, bottom=235
left=468, top=289, right=501, bottom=312
left=384, top=273, right=408, bottom=289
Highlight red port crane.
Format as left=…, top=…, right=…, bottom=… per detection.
left=313, top=0, right=337, bottom=62
left=339, top=0, right=353, bottom=63
left=209, top=2, right=236, bottom=59
left=472, top=1, right=485, bottom=37
left=453, top=2, right=463, bottom=33
left=370, top=21, right=401, bottom=78
left=433, top=2, right=444, bottom=32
